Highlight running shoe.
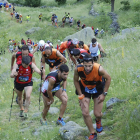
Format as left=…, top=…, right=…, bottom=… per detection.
left=40, top=118, right=47, bottom=125
left=19, top=110, right=24, bottom=117
left=88, top=133, right=97, bottom=140
left=24, top=112, right=28, bottom=119
left=96, top=119, right=103, bottom=133
left=56, top=118, right=65, bottom=126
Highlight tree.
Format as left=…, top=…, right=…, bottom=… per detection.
left=98, top=0, right=115, bottom=12
left=24, top=0, right=41, bottom=7
left=111, top=0, right=115, bottom=12
left=55, top=0, right=66, bottom=5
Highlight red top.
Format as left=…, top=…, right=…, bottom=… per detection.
left=15, top=61, right=32, bottom=83
left=76, top=48, right=89, bottom=59
left=16, top=51, right=33, bottom=62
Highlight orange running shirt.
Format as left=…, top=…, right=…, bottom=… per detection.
left=59, top=41, right=68, bottom=53
left=42, top=49, right=60, bottom=61
left=77, top=63, right=102, bottom=89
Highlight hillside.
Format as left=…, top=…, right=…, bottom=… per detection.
left=0, top=0, right=140, bottom=140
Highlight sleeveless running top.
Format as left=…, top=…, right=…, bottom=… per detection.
left=15, top=61, right=32, bottom=83
left=41, top=71, right=63, bottom=93
left=42, top=49, right=60, bottom=61
left=77, top=63, right=102, bottom=89
left=16, top=52, right=33, bottom=62
left=89, top=42, right=100, bottom=57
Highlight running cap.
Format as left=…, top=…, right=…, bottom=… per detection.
left=71, top=49, right=80, bottom=56
left=72, top=38, right=78, bottom=45
left=38, top=40, right=45, bottom=47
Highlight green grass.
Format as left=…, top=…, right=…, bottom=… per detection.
left=1, top=0, right=140, bottom=140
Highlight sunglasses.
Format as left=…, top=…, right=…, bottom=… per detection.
left=83, top=57, right=93, bottom=61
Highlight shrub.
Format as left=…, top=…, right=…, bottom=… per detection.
left=132, top=12, right=140, bottom=26
left=55, top=0, right=66, bottom=5
left=96, top=11, right=111, bottom=31
left=120, top=1, right=131, bottom=11
left=131, top=1, right=140, bottom=11
left=24, top=0, right=41, bottom=7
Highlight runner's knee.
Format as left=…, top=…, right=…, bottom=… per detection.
left=25, top=95, right=30, bottom=101
left=61, top=95, right=68, bottom=105
left=94, top=111, right=102, bottom=118
left=82, top=110, right=90, bottom=118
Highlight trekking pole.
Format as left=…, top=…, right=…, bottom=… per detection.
left=9, top=88, right=15, bottom=122
left=9, top=68, right=19, bottom=122
left=39, top=66, right=43, bottom=110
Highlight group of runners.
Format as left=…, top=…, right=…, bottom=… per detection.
left=0, top=2, right=12, bottom=12
left=8, top=38, right=36, bottom=53
left=10, top=37, right=111, bottom=140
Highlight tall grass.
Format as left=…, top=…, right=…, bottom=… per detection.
left=0, top=0, right=140, bottom=140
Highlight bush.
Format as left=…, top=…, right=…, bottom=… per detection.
left=131, top=1, right=140, bottom=11
left=96, top=11, right=111, bottom=31
left=97, top=0, right=110, bottom=4
left=132, top=12, right=140, bottom=26
left=55, top=0, right=66, bottom=5
left=24, top=0, right=41, bottom=7
left=120, top=1, right=131, bottom=11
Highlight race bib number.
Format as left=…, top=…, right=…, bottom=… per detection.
left=51, top=85, right=60, bottom=92
left=19, top=76, right=29, bottom=82
left=85, top=87, right=97, bottom=94
left=48, top=59, right=55, bottom=63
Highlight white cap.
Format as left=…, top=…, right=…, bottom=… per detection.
left=72, top=38, right=78, bottom=45
left=38, top=40, right=45, bottom=47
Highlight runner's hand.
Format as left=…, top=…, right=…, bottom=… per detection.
left=47, top=98, right=54, bottom=105
left=79, top=97, right=86, bottom=108
left=97, top=94, right=105, bottom=104
left=13, top=71, right=18, bottom=77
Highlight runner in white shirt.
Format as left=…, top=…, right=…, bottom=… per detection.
left=88, top=38, right=105, bottom=62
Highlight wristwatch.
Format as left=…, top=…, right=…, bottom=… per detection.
left=103, top=92, right=107, bottom=96
left=63, top=89, right=66, bottom=92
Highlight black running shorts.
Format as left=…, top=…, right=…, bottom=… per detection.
left=14, top=81, right=33, bottom=91
left=75, top=80, right=105, bottom=99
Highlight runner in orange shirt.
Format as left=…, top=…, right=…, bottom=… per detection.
left=76, top=41, right=89, bottom=53
left=74, top=54, right=111, bottom=140
left=41, top=47, right=67, bottom=78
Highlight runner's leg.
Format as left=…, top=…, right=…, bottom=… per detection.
left=55, top=88, right=68, bottom=118
left=42, top=94, right=51, bottom=120
left=79, top=97, right=95, bottom=134
left=15, top=88, right=24, bottom=110
left=24, top=86, right=32, bottom=112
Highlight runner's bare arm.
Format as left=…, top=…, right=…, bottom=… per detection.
left=47, top=78, right=56, bottom=102
left=32, top=45, right=38, bottom=54
left=74, top=67, right=83, bottom=95
left=32, top=63, right=45, bottom=77
left=62, top=80, right=67, bottom=90
left=41, top=55, right=46, bottom=80
left=98, top=43, right=105, bottom=53
left=56, top=50, right=67, bottom=68
left=10, top=63, right=18, bottom=78
left=98, top=66, right=111, bottom=93
left=11, top=53, right=16, bottom=71
left=32, top=56, right=36, bottom=65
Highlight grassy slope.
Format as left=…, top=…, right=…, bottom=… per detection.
left=0, top=0, right=140, bottom=140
